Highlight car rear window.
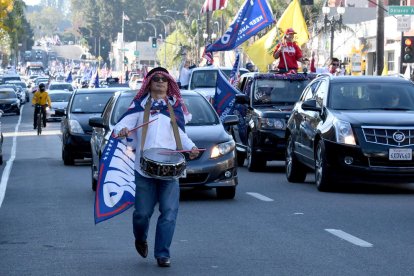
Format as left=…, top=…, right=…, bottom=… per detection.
left=50, top=93, right=71, bottom=102
left=50, top=84, right=73, bottom=91
left=0, top=91, right=16, bottom=99
left=71, top=93, right=115, bottom=113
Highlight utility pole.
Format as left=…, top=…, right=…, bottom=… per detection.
left=376, top=0, right=384, bottom=75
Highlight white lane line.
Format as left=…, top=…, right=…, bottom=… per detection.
left=246, top=192, right=274, bottom=202
left=325, top=229, right=373, bottom=247
left=0, top=105, right=24, bottom=208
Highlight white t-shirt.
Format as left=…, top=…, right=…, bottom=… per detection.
left=179, top=67, right=190, bottom=86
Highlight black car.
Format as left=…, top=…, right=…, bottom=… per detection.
left=285, top=75, right=414, bottom=191
left=89, top=90, right=239, bottom=198
left=0, top=88, right=21, bottom=115
left=232, top=72, right=317, bottom=171
left=60, top=87, right=129, bottom=165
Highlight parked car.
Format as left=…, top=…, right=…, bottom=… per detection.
left=0, top=84, right=25, bottom=104
left=60, top=87, right=130, bottom=165
left=285, top=75, right=414, bottom=191
left=0, top=110, right=4, bottom=164
left=187, top=66, right=249, bottom=100
left=0, top=88, right=21, bottom=115
left=46, top=90, right=72, bottom=121
left=89, top=90, right=239, bottom=198
left=231, top=72, right=317, bottom=171
left=6, top=80, right=30, bottom=102
left=48, top=82, right=74, bottom=92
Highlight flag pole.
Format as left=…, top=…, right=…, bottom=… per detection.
left=122, top=11, right=125, bottom=83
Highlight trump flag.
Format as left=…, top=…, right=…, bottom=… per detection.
left=205, top=0, right=274, bottom=53
left=94, top=134, right=136, bottom=224
left=213, top=69, right=240, bottom=121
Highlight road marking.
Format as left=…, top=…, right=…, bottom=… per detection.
left=325, top=229, right=373, bottom=247
left=246, top=192, right=274, bottom=202
left=0, top=106, right=24, bottom=208
left=3, top=130, right=61, bottom=137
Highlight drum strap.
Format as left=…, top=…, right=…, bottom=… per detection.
left=167, top=101, right=183, bottom=150
left=140, top=97, right=183, bottom=152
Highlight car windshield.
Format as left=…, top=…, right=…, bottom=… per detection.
left=110, top=93, right=218, bottom=126
left=253, top=79, right=310, bottom=105
left=50, top=84, right=73, bottom=91
left=0, top=91, right=16, bottom=99
left=9, top=82, right=26, bottom=88
left=50, top=93, right=71, bottom=102
left=190, top=69, right=248, bottom=89
left=329, top=82, right=414, bottom=110
left=71, top=93, right=114, bottom=113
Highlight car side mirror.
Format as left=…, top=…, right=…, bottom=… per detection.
left=222, top=114, right=239, bottom=126
left=235, top=94, right=249, bottom=105
left=55, top=109, right=66, bottom=116
left=301, top=99, right=321, bottom=112
left=89, top=116, right=108, bottom=129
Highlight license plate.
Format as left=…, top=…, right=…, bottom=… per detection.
left=389, top=148, right=412, bottom=160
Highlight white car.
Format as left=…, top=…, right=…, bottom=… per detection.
left=46, top=90, right=72, bottom=121
left=187, top=66, right=249, bottom=100
left=48, top=82, right=74, bottom=92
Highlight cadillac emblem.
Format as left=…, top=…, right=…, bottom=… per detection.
left=392, top=131, right=405, bottom=143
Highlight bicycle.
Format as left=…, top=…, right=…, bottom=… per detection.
left=34, top=104, right=44, bottom=135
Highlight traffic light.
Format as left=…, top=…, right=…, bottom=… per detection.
left=151, top=37, right=157, bottom=48
left=401, top=36, right=414, bottom=63
left=124, top=56, right=128, bottom=64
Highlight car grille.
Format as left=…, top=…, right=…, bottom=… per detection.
left=361, top=126, right=414, bottom=147
left=368, top=158, right=414, bottom=167
left=179, top=173, right=209, bottom=184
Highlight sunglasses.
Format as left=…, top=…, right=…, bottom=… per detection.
left=332, top=63, right=340, bottom=66
left=152, top=76, right=168, bottom=83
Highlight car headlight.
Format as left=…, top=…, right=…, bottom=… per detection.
left=68, top=119, right=85, bottom=134
left=258, top=118, right=285, bottom=130
left=210, top=140, right=235, bottom=159
left=334, top=119, right=356, bottom=145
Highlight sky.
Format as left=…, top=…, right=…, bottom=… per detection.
left=23, top=0, right=41, bottom=5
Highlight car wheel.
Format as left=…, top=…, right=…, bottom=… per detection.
left=236, top=150, right=246, bottom=167
left=285, top=135, right=307, bottom=183
left=91, top=165, right=97, bottom=191
left=246, top=132, right=266, bottom=172
left=62, top=146, right=74, bottom=165
left=0, top=154, right=3, bottom=165
left=216, top=187, right=236, bottom=199
left=16, top=109, right=20, bottom=115
left=315, top=140, right=332, bottom=191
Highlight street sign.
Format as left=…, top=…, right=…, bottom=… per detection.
left=389, top=6, right=414, bottom=15
left=119, top=48, right=129, bottom=52
left=397, top=16, right=411, bottom=32
left=134, top=50, right=140, bottom=56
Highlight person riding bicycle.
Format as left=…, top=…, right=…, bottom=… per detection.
left=32, top=83, right=52, bottom=129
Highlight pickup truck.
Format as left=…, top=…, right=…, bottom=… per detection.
left=231, top=71, right=317, bottom=171
left=187, top=66, right=249, bottom=100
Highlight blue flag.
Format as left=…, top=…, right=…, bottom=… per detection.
left=94, top=133, right=136, bottom=224
left=213, top=69, right=240, bottom=121
left=65, top=71, right=73, bottom=83
left=93, top=70, right=100, bottom=88
left=206, top=0, right=274, bottom=52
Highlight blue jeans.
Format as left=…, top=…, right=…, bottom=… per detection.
left=133, top=172, right=180, bottom=258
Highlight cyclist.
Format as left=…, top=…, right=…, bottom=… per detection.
left=32, top=83, right=52, bottom=129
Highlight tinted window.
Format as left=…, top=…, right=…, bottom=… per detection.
left=71, top=93, right=115, bottom=113
left=190, top=69, right=249, bottom=89
left=183, top=94, right=218, bottom=126
left=329, top=82, right=414, bottom=110
left=49, top=84, right=73, bottom=91
left=253, top=79, right=310, bottom=105
left=50, top=93, right=71, bottom=102
left=111, top=94, right=135, bottom=125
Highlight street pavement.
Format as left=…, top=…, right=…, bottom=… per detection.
left=1, top=103, right=414, bottom=276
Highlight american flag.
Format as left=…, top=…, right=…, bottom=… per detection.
left=202, top=46, right=214, bottom=65
left=229, top=52, right=241, bottom=87
left=201, top=0, right=228, bottom=13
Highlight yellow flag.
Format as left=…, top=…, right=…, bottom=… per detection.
left=277, top=0, right=309, bottom=47
left=244, top=26, right=280, bottom=72
left=381, top=61, right=388, bottom=76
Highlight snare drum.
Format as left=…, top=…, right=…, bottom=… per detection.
left=140, top=148, right=186, bottom=180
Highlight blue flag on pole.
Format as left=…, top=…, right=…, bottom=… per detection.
left=65, top=71, right=73, bottom=83
left=213, top=69, right=240, bottom=121
left=94, top=133, right=136, bottom=224
left=206, top=0, right=274, bottom=53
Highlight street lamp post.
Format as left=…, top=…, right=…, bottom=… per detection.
left=137, top=21, right=157, bottom=66
left=322, top=1, right=345, bottom=60
left=147, top=17, right=167, bottom=67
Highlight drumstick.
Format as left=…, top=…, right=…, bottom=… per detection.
left=114, top=118, right=158, bottom=138
left=160, top=149, right=206, bottom=154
